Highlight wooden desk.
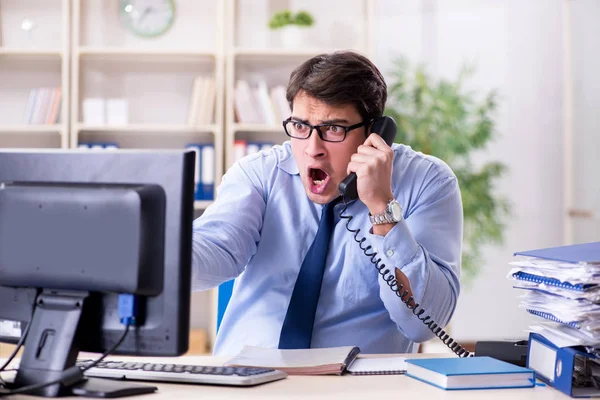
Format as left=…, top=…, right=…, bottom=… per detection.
left=3, top=354, right=573, bottom=399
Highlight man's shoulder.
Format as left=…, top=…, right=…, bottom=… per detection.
left=392, top=143, right=455, bottom=179
left=230, top=142, right=297, bottom=190
left=238, top=142, right=295, bottom=171
left=391, top=143, right=457, bottom=199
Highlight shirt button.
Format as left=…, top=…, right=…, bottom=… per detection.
left=386, top=249, right=394, bottom=257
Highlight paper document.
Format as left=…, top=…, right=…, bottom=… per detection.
left=347, top=357, right=406, bottom=375
left=530, top=323, right=600, bottom=348
left=225, top=345, right=360, bottom=375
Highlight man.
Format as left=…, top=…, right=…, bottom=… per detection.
left=192, top=51, right=462, bottom=356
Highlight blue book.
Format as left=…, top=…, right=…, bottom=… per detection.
left=514, top=242, right=600, bottom=263
left=200, top=144, right=215, bottom=200
left=405, top=356, right=536, bottom=390
left=78, top=142, right=119, bottom=150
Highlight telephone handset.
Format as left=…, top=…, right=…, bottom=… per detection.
left=337, top=115, right=472, bottom=357
left=338, top=116, right=398, bottom=202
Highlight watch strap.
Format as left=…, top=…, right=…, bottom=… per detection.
left=369, top=212, right=396, bottom=225
left=369, top=199, right=402, bottom=225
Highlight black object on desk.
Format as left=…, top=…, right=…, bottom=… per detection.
left=474, top=340, right=529, bottom=367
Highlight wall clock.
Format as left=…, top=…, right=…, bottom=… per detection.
left=120, top=0, right=176, bottom=38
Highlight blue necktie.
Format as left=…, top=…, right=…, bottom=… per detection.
left=279, top=199, right=339, bottom=349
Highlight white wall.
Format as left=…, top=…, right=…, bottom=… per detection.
left=571, top=0, right=600, bottom=243
left=374, top=0, right=565, bottom=342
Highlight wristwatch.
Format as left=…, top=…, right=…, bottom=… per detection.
left=369, top=199, right=403, bottom=225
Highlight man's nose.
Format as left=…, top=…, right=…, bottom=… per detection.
left=305, top=128, right=327, bottom=158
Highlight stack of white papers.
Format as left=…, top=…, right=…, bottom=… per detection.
left=517, top=290, right=600, bottom=331
left=508, top=242, right=600, bottom=348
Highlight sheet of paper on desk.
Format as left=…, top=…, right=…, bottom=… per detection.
left=347, top=357, right=406, bottom=375
left=530, top=322, right=600, bottom=348
left=224, top=345, right=360, bottom=375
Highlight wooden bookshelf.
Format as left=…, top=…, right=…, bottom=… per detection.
left=223, top=0, right=376, bottom=169
left=0, top=0, right=70, bottom=148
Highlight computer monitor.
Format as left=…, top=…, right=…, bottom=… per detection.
left=0, top=149, right=196, bottom=397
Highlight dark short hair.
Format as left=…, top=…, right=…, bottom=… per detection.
left=286, top=51, right=387, bottom=122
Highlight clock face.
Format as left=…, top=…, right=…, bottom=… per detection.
left=120, top=0, right=176, bottom=38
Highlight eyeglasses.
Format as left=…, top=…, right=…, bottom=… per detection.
left=283, top=117, right=371, bottom=143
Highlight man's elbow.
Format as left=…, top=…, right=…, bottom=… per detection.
left=400, top=287, right=458, bottom=344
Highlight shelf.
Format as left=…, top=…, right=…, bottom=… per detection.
left=232, top=123, right=283, bottom=133
left=0, top=125, right=64, bottom=134
left=194, top=200, right=213, bottom=210
left=78, top=47, right=218, bottom=61
left=76, top=124, right=219, bottom=134
left=233, top=47, right=351, bottom=61
left=0, top=48, right=63, bottom=58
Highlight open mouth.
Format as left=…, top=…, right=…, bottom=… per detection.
left=308, top=168, right=330, bottom=194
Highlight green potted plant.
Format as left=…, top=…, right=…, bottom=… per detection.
left=385, top=57, right=511, bottom=284
left=268, top=10, right=315, bottom=49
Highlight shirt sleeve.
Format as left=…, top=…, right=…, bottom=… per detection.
left=367, top=171, right=463, bottom=343
left=191, top=157, right=267, bottom=292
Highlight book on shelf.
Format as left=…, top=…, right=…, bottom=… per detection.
left=24, top=87, right=62, bottom=125
left=225, top=345, right=360, bottom=375
left=233, top=140, right=276, bottom=163
left=254, top=80, right=276, bottom=125
left=78, top=142, right=119, bottom=150
left=186, top=143, right=215, bottom=201
left=270, top=85, right=290, bottom=122
left=234, top=80, right=261, bottom=124
left=234, top=80, right=290, bottom=125
left=233, top=140, right=246, bottom=162
left=188, top=76, right=216, bottom=126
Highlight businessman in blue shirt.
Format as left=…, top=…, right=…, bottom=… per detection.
left=192, top=51, right=463, bottom=356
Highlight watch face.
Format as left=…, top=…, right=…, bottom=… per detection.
left=120, top=0, right=176, bottom=38
left=389, top=201, right=402, bottom=220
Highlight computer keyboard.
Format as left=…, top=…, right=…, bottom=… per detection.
left=76, top=359, right=288, bottom=387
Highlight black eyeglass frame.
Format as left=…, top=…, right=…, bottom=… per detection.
left=282, top=117, right=372, bottom=143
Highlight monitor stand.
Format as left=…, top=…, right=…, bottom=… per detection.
left=70, top=378, right=157, bottom=398
left=10, top=290, right=156, bottom=398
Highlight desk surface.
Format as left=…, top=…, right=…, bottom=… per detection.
left=4, top=354, right=572, bottom=399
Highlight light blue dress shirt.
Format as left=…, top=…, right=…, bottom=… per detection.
left=192, top=141, right=462, bottom=356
